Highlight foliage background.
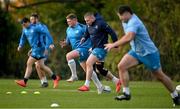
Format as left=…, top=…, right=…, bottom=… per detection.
left=0, top=0, right=179, bottom=81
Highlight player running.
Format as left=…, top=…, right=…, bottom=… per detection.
left=60, top=13, right=111, bottom=94
left=104, top=5, right=180, bottom=105
left=15, top=17, right=60, bottom=88
left=29, top=13, right=55, bottom=87
left=78, top=12, right=121, bottom=93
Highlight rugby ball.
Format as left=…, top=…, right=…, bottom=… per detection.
left=176, top=85, right=180, bottom=92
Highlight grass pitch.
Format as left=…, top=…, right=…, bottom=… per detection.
left=0, top=79, right=179, bottom=108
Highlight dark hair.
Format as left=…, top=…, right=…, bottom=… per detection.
left=31, top=13, right=39, bottom=19
left=66, top=13, right=77, bottom=19
left=20, top=17, right=30, bottom=24
left=118, top=5, right=133, bottom=15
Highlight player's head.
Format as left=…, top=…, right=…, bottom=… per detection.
left=30, top=13, right=39, bottom=24
left=84, top=12, right=96, bottom=26
left=117, top=5, right=133, bottom=23
left=21, top=17, right=30, bottom=28
left=66, top=13, right=77, bottom=27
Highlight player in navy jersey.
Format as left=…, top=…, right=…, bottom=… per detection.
left=60, top=13, right=112, bottom=94
left=78, top=12, right=121, bottom=93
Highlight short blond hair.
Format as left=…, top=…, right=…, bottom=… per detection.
left=66, top=13, right=77, bottom=19
left=84, top=12, right=94, bottom=18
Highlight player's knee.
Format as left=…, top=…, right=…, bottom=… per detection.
left=35, top=63, right=41, bottom=70
left=26, top=61, right=33, bottom=67
left=66, top=53, right=73, bottom=61
left=96, top=62, right=108, bottom=76
left=86, top=61, right=93, bottom=68
left=152, top=70, right=166, bottom=82
left=66, top=53, right=70, bottom=60
left=118, top=63, right=126, bottom=72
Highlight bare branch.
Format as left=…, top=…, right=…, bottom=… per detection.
left=9, top=0, right=79, bottom=9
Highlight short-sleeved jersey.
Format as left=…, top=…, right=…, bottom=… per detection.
left=122, top=14, right=158, bottom=56
left=66, top=23, right=91, bottom=50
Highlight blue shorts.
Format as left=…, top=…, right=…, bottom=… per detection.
left=31, top=47, right=46, bottom=60
left=128, top=50, right=161, bottom=71
left=91, top=48, right=107, bottom=61
left=76, top=48, right=90, bottom=62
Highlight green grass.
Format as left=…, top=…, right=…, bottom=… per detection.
left=0, top=79, right=179, bottom=108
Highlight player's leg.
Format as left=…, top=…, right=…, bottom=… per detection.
left=144, top=51, right=180, bottom=105
left=78, top=48, right=107, bottom=91
left=15, top=56, right=36, bottom=87
left=152, top=69, right=180, bottom=105
left=35, top=61, right=48, bottom=87
left=95, top=61, right=120, bottom=92
left=78, top=54, right=99, bottom=91
left=66, top=50, right=80, bottom=82
left=115, top=51, right=139, bottom=100
left=36, top=59, right=60, bottom=88
left=80, top=61, right=109, bottom=94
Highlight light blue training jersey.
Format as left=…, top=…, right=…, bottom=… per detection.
left=19, top=24, right=46, bottom=49
left=35, top=22, right=54, bottom=50
left=122, top=14, right=158, bottom=56
left=66, top=23, right=92, bottom=50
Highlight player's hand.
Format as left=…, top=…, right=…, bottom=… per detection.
left=104, top=43, right=114, bottom=52
left=27, top=49, right=32, bottom=56
left=44, top=49, right=48, bottom=56
left=80, top=37, right=85, bottom=44
left=88, top=48, right=92, bottom=53
left=17, top=46, right=22, bottom=52
left=49, top=44, right=55, bottom=50
left=59, top=40, right=66, bottom=48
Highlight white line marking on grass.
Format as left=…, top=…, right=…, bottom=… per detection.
left=24, top=89, right=96, bottom=93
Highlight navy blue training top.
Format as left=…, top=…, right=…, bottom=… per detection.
left=83, top=13, right=118, bottom=49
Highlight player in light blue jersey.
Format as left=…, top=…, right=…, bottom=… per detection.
left=105, top=5, right=180, bottom=105
left=15, top=17, right=60, bottom=88
left=60, top=13, right=91, bottom=82
left=29, top=13, right=55, bottom=87
left=60, top=13, right=112, bottom=94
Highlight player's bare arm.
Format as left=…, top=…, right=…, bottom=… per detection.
left=104, top=32, right=135, bottom=51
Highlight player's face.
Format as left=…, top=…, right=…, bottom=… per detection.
left=22, top=22, right=30, bottom=28
left=117, top=12, right=131, bottom=23
left=84, top=16, right=95, bottom=26
left=30, top=16, right=36, bottom=24
left=66, top=18, right=77, bottom=27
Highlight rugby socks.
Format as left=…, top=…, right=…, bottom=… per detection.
left=123, top=87, right=130, bottom=95
left=91, top=71, right=103, bottom=89
left=84, top=80, right=90, bottom=87
left=68, top=59, right=77, bottom=78
left=24, top=78, right=28, bottom=84
left=112, top=76, right=119, bottom=85
left=171, top=90, right=179, bottom=98
left=41, top=77, right=48, bottom=84
left=51, top=74, right=57, bottom=80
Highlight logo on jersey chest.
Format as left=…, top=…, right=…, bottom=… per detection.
left=95, top=25, right=98, bottom=29
left=30, top=29, right=34, bottom=33
left=75, top=30, right=79, bottom=34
